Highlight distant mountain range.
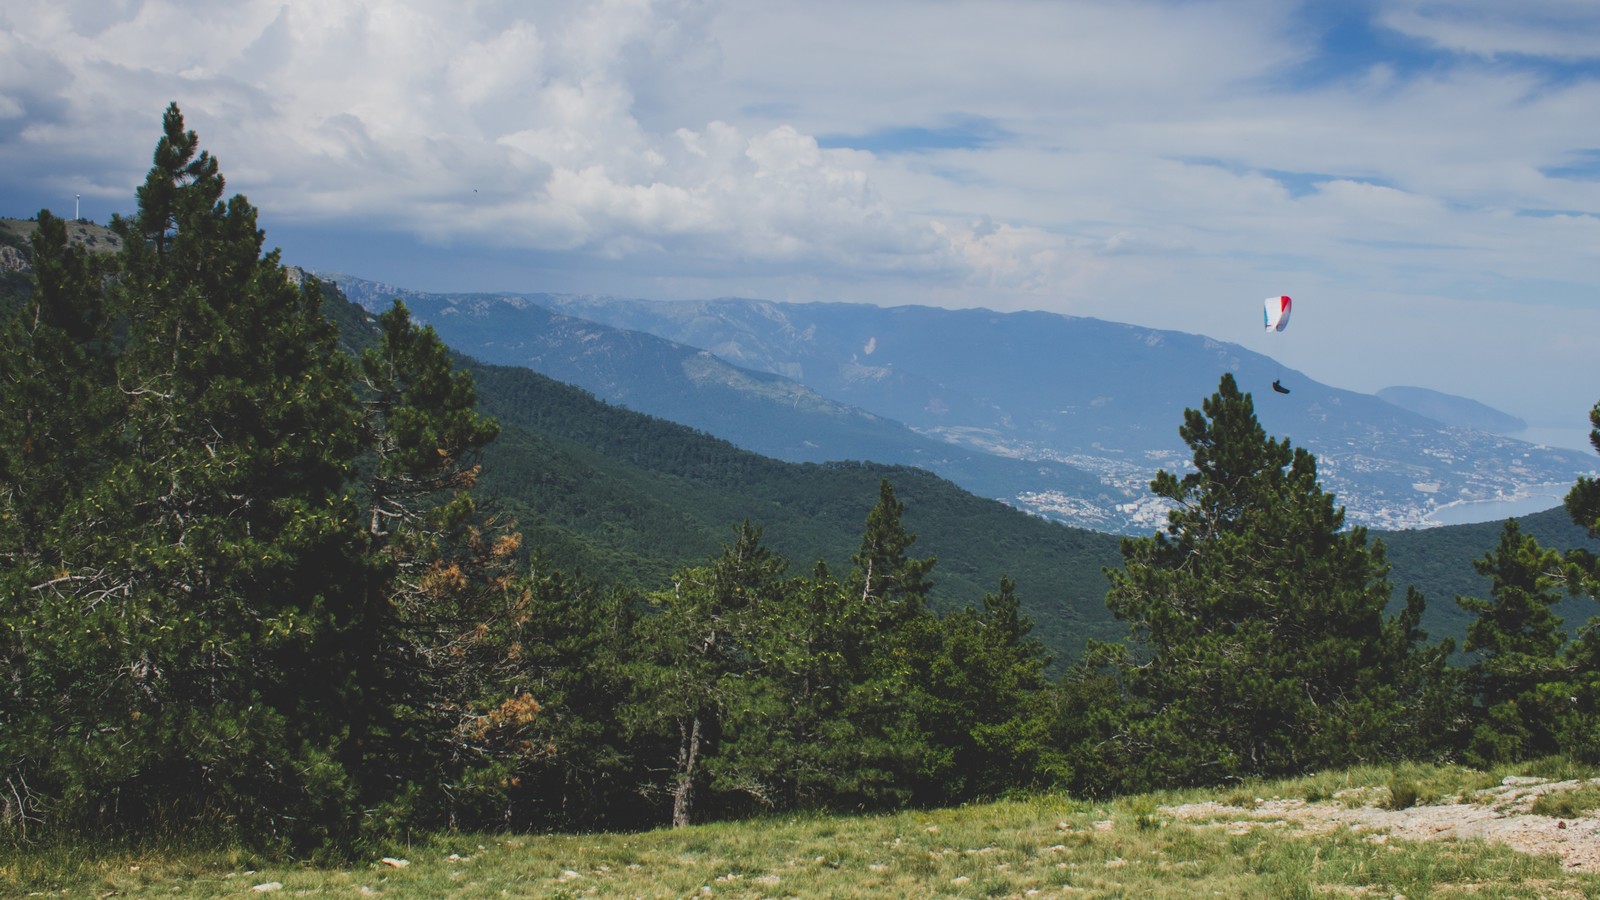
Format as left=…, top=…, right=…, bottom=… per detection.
left=1377, top=385, right=1528, bottom=434
left=330, top=275, right=1598, bottom=534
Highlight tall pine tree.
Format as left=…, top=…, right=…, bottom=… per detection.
left=1, top=104, right=368, bottom=844
left=1, top=210, right=122, bottom=838
left=0, top=104, right=513, bottom=847
left=625, top=523, right=792, bottom=827
left=1456, top=520, right=1571, bottom=763
left=1553, top=399, right=1600, bottom=760
left=347, top=300, right=513, bottom=825
left=1103, top=373, right=1447, bottom=785
left=808, top=480, right=940, bottom=809
left=1460, top=398, right=1600, bottom=764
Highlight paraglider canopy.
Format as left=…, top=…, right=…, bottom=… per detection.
left=1263, top=296, right=1294, bottom=394
left=1263, top=295, right=1292, bottom=332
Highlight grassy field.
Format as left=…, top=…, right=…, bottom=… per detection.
left=5, top=763, right=1599, bottom=898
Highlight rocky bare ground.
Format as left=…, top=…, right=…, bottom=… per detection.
left=1164, top=775, right=1600, bottom=873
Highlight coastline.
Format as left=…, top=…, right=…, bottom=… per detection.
left=1423, top=484, right=1571, bottom=527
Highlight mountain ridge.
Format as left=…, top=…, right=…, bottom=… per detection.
left=1378, top=384, right=1528, bottom=434
left=331, top=277, right=1119, bottom=519
left=330, top=275, right=1598, bottom=535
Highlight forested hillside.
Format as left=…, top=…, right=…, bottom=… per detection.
left=448, top=349, right=1127, bottom=662
left=1383, top=506, right=1598, bottom=643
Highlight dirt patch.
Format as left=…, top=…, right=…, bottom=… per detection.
left=1164, top=776, right=1600, bottom=873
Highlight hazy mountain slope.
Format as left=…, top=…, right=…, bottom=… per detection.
left=512, top=293, right=1598, bottom=532
left=332, top=278, right=1114, bottom=513
left=1378, top=385, right=1528, bottom=434
left=319, top=281, right=1127, bottom=663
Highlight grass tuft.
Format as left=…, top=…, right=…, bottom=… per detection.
left=1385, top=775, right=1421, bottom=810
left=1530, top=781, right=1600, bottom=820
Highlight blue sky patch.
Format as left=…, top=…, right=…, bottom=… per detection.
left=1260, top=168, right=1336, bottom=198
left=1263, top=168, right=1397, bottom=197
left=1174, top=157, right=1392, bottom=198
left=1273, top=3, right=1600, bottom=94
left=1540, top=149, right=1600, bottom=181
left=1272, top=2, right=1451, bottom=91
left=818, top=115, right=1012, bottom=155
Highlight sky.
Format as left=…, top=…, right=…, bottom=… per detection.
left=3, top=0, right=1599, bottom=439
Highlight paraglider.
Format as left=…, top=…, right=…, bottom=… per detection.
left=1263, top=295, right=1292, bottom=393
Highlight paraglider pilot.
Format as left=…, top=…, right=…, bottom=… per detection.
left=1263, top=297, right=1293, bottom=396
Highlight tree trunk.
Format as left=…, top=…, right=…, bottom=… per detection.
left=671, top=713, right=703, bottom=828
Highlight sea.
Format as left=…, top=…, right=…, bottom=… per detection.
left=1509, top=426, right=1596, bottom=454
left=1421, top=425, right=1595, bottom=526
left=1424, top=490, right=1569, bottom=527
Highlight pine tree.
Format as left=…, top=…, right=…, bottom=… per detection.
left=848, top=479, right=936, bottom=634
left=726, top=558, right=851, bottom=811
left=1103, top=373, right=1444, bottom=784
left=625, top=522, right=792, bottom=827
left=0, top=104, right=370, bottom=843
left=1566, top=401, right=1600, bottom=540
left=0, top=104, right=512, bottom=846
left=913, top=576, right=1060, bottom=801
left=499, top=561, right=641, bottom=830
left=811, top=480, right=940, bottom=809
left=347, top=300, right=515, bottom=823
left=1552, top=400, right=1600, bottom=761
left=661, top=483, right=945, bottom=815
left=1456, top=520, right=1571, bottom=763
left=0, top=210, right=122, bottom=836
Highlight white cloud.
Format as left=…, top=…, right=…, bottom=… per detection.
left=0, top=0, right=981, bottom=278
